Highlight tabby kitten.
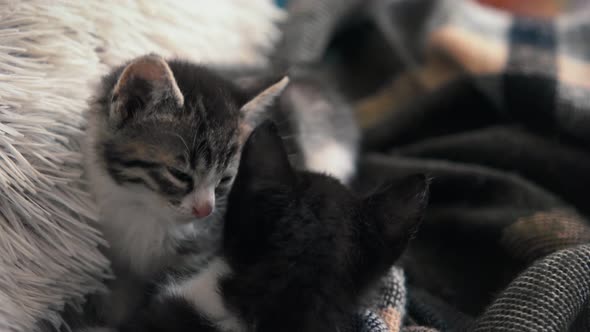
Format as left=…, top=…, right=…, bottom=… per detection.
left=84, top=54, right=288, bottom=324
left=119, top=121, right=429, bottom=332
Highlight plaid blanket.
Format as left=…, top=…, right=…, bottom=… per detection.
left=275, top=0, right=590, bottom=331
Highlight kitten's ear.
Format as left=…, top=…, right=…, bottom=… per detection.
left=363, top=174, right=430, bottom=259
left=238, top=120, right=294, bottom=185
left=238, top=77, right=289, bottom=143
left=110, top=54, right=184, bottom=126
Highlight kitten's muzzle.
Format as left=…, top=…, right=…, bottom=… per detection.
left=184, top=186, right=215, bottom=219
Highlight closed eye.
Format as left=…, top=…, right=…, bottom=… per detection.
left=166, top=167, right=193, bottom=183
left=219, top=176, right=233, bottom=185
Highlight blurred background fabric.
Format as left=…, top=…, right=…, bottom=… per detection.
left=273, top=0, right=590, bottom=331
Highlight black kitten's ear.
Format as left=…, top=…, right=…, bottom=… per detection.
left=238, top=76, right=289, bottom=143
left=110, top=54, right=184, bottom=126
left=363, top=174, right=430, bottom=259
left=238, top=120, right=295, bottom=185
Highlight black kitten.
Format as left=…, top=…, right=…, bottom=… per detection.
left=121, top=121, right=429, bottom=332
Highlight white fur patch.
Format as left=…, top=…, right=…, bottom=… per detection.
left=84, top=119, right=222, bottom=278
left=164, top=258, right=244, bottom=332
left=305, top=140, right=356, bottom=183
left=85, top=159, right=222, bottom=325
left=90, top=170, right=179, bottom=275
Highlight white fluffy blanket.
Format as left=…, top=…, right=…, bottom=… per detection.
left=0, top=1, right=284, bottom=331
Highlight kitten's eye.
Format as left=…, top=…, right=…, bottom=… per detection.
left=166, top=167, right=192, bottom=183
left=219, top=176, right=233, bottom=185
left=175, top=155, right=188, bottom=165
left=169, top=198, right=182, bottom=206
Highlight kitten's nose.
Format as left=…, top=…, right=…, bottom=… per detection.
left=192, top=202, right=213, bottom=218
left=191, top=188, right=215, bottom=219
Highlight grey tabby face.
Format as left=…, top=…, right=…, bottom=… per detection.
left=93, top=54, right=288, bottom=221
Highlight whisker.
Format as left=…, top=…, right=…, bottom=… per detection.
left=172, top=132, right=190, bottom=152
left=191, top=129, right=198, bottom=151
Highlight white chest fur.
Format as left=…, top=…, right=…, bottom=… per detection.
left=89, top=163, right=182, bottom=276
left=164, top=258, right=244, bottom=332
left=84, top=134, right=220, bottom=277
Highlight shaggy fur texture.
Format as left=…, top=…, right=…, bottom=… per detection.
left=0, top=1, right=283, bottom=331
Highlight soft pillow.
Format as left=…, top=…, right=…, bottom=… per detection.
left=0, top=1, right=283, bottom=331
